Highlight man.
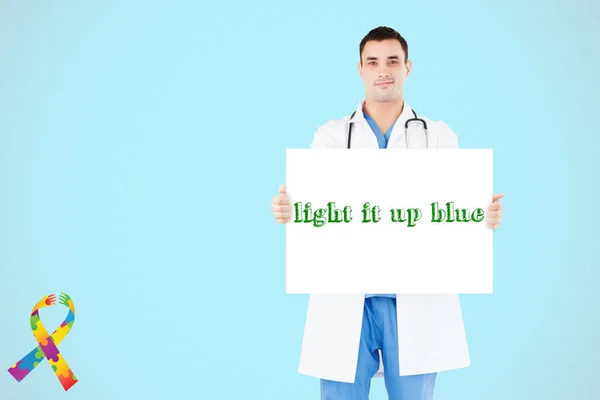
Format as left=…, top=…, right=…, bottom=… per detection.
left=271, top=26, right=504, bottom=400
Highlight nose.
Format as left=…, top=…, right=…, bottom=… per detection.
left=378, top=70, right=391, bottom=79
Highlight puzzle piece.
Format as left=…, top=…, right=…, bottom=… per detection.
left=64, top=310, right=75, bottom=326
left=30, top=314, right=40, bottom=331
left=33, top=332, right=47, bottom=343
left=52, top=323, right=70, bottom=344
left=16, top=347, right=43, bottom=371
left=34, top=348, right=44, bottom=360
left=49, top=366, right=69, bottom=378
left=49, top=353, right=70, bottom=376
left=7, top=361, right=29, bottom=382
left=57, top=369, right=78, bottom=391
left=39, top=338, right=60, bottom=362
left=32, top=317, right=51, bottom=343
left=47, top=351, right=78, bottom=391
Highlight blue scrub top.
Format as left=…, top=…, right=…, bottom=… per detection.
left=364, top=112, right=396, bottom=299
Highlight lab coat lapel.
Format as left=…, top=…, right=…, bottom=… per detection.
left=348, top=100, right=415, bottom=149
left=386, top=101, right=415, bottom=149
left=347, top=101, right=379, bottom=149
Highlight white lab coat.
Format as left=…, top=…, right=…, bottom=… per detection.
left=297, top=100, right=471, bottom=383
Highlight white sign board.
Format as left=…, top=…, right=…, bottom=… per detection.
left=285, top=148, right=494, bottom=294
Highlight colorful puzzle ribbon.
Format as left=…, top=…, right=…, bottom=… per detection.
left=8, top=293, right=78, bottom=391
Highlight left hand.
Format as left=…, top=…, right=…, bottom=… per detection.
left=487, top=194, right=504, bottom=229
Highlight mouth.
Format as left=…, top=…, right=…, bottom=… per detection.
left=375, top=81, right=394, bottom=87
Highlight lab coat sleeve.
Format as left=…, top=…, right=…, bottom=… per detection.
left=309, top=121, right=342, bottom=149
left=437, top=121, right=460, bottom=149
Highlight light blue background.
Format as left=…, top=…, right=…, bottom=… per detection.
left=1, top=1, right=599, bottom=399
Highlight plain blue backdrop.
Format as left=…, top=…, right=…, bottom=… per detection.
left=1, top=1, right=599, bottom=399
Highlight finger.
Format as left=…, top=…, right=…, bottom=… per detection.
left=272, top=195, right=290, bottom=205
left=488, top=210, right=503, bottom=219
left=279, top=185, right=286, bottom=196
left=274, top=211, right=290, bottom=219
left=276, top=217, right=289, bottom=224
left=272, top=204, right=291, bottom=212
left=488, top=203, right=499, bottom=211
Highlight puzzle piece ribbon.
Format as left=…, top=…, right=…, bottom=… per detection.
left=8, top=293, right=78, bottom=391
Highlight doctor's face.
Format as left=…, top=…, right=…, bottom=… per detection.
left=358, top=39, right=411, bottom=103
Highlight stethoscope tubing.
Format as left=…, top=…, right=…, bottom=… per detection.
left=347, top=108, right=428, bottom=149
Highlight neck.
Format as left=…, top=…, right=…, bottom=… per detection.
left=363, top=97, right=405, bottom=123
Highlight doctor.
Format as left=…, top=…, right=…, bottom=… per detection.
left=271, top=26, right=504, bottom=400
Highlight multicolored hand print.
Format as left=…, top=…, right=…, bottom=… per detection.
left=7, top=293, right=78, bottom=391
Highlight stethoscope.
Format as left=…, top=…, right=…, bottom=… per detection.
left=347, top=108, right=428, bottom=149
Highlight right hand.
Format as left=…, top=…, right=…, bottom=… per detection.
left=271, top=184, right=291, bottom=224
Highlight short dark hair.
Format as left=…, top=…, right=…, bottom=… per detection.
left=359, top=26, right=408, bottom=63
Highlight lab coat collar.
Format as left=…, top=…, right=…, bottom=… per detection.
left=348, top=99, right=415, bottom=128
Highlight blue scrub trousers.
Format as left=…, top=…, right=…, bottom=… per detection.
left=320, top=297, right=437, bottom=400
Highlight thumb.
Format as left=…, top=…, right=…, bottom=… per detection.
left=492, top=193, right=504, bottom=202
left=279, top=184, right=286, bottom=196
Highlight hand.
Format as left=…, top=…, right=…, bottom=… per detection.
left=33, top=294, right=56, bottom=311
left=59, top=292, right=75, bottom=313
left=271, top=184, right=291, bottom=224
left=487, top=194, right=504, bottom=230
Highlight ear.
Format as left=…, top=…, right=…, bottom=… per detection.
left=357, top=60, right=362, bottom=77
left=405, top=59, right=412, bottom=78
